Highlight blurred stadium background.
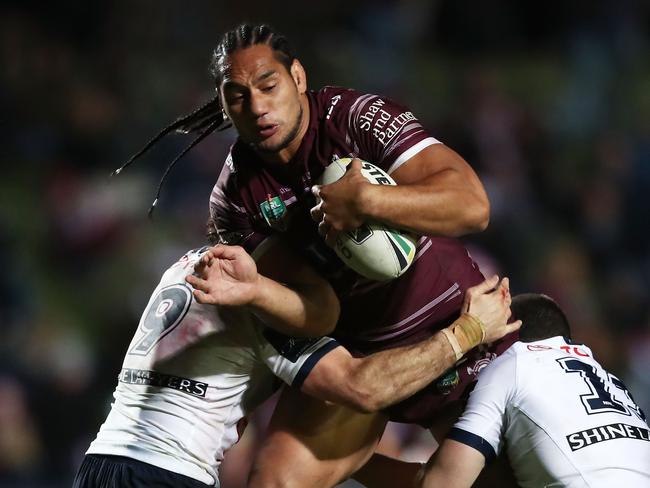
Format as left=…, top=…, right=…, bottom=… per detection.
left=2, top=1, right=650, bottom=486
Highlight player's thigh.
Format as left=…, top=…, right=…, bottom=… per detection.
left=249, top=385, right=388, bottom=488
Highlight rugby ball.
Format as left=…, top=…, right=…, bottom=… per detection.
left=318, top=158, right=418, bottom=281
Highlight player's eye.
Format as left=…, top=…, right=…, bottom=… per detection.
left=261, top=85, right=276, bottom=93
left=225, top=93, right=245, bottom=104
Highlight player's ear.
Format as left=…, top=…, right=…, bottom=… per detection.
left=290, top=59, right=307, bottom=94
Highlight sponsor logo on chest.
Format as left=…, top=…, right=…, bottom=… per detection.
left=358, top=98, right=416, bottom=146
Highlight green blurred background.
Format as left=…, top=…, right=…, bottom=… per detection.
left=2, top=1, right=649, bottom=486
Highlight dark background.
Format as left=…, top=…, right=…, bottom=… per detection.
left=2, top=1, right=649, bottom=486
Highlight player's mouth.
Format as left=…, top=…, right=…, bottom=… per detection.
left=256, top=124, right=279, bottom=139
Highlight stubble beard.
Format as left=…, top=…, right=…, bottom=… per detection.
left=251, top=103, right=304, bottom=155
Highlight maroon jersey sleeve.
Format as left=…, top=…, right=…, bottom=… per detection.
left=327, top=88, right=440, bottom=174
left=209, top=152, right=270, bottom=254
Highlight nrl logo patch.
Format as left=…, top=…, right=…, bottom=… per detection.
left=436, top=369, right=460, bottom=395
left=260, top=194, right=288, bottom=231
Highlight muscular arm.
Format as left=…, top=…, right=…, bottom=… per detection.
left=349, top=439, right=484, bottom=488
left=364, top=144, right=489, bottom=236
left=300, top=276, right=520, bottom=412
left=315, top=144, right=489, bottom=243
left=301, top=329, right=456, bottom=413
left=188, top=243, right=339, bottom=337
left=248, top=243, right=340, bottom=337
left=419, top=439, right=485, bottom=488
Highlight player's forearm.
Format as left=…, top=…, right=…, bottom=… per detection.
left=249, top=274, right=340, bottom=337
left=358, top=169, right=489, bottom=237
left=345, top=330, right=457, bottom=412
left=419, top=440, right=484, bottom=488
left=343, top=310, right=493, bottom=412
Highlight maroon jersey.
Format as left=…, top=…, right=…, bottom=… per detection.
left=210, top=87, right=513, bottom=425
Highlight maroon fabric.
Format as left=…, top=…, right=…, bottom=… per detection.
left=210, top=86, right=501, bottom=425
left=385, top=330, right=520, bottom=427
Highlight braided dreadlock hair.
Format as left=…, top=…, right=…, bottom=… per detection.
left=112, top=23, right=296, bottom=217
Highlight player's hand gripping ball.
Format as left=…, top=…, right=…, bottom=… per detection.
left=317, top=158, right=418, bottom=281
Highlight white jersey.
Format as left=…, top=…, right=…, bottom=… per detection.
left=450, top=336, right=650, bottom=488
left=86, top=247, right=339, bottom=486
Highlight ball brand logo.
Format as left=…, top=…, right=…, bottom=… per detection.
left=260, top=194, right=288, bottom=231
left=360, top=161, right=392, bottom=185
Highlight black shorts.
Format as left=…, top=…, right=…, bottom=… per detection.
left=72, top=454, right=211, bottom=488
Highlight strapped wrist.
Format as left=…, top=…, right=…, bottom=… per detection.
left=442, top=313, right=487, bottom=360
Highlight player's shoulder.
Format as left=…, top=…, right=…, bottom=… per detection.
left=218, top=142, right=249, bottom=180
left=480, top=345, right=518, bottom=379
left=211, top=143, right=254, bottom=207
left=314, top=86, right=385, bottom=121
left=314, top=85, right=361, bottom=106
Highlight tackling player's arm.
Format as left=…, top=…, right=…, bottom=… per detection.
left=299, top=276, right=520, bottom=413
left=187, top=243, right=339, bottom=337
left=417, top=440, right=485, bottom=488
left=314, top=144, right=489, bottom=245
left=417, top=350, right=517, bottom=488
left=349, top=443, right=484, bottom=488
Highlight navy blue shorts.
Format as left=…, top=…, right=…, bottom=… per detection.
left=72, top=454, right=211, bottom=488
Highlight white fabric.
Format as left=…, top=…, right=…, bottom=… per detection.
left=87, top=247, right=336, bottom=486
left=387, top=137, right=440, bottom=174
left=454, top=336, right=650, bottom=488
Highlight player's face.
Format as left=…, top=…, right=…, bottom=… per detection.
left=219, top=44, right=308, bottom=158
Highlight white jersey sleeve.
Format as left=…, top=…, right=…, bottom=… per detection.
left=449, top=348, right=517, bottom=462
left=87, top=247, right=339, bottom=487
left=256, top=325, right=340, bottom=388
left=451, top=337, right=650, bottom=488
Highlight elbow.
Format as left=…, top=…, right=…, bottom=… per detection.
left=300, top=283, right=340, bottom=338
left=319, top=291, right=340, bottom=336
left=346, top=393, right=380, bottom=414
left=464, top=192, right=490, bottom=234
left=474, top=201, right=490, bottom=232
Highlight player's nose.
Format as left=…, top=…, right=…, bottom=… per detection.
left=249, top=92, right=269, bottom=118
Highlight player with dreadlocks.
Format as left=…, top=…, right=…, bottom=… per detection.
left=112, top=25, right=296, bottom=217
left=113, top=23, right=520, bottom=487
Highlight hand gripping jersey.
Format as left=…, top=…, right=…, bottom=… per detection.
left=86, top=247, right=338, bottom=486
left=450, top=336, right=650, bottom=487
left=210, top=87, right=515, bottom=425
